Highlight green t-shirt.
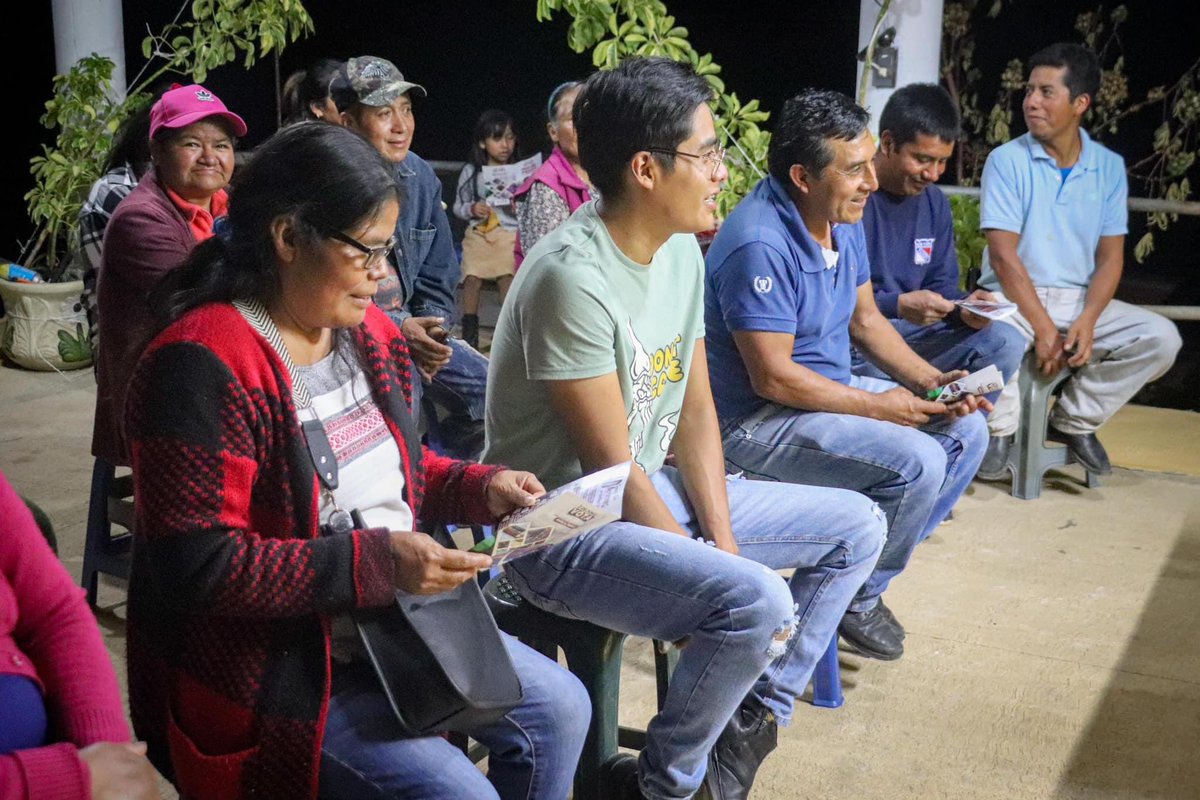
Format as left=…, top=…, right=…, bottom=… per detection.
left=483, top=201, right=706, bottom=489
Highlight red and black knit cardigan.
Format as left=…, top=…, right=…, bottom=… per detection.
left=124, top=302, right=501, bottom=799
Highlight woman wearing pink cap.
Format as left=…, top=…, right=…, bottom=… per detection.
left=93, top=83, right=247, bottom=467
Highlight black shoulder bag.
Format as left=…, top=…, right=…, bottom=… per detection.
left=234, top=299, right=522, bottom=737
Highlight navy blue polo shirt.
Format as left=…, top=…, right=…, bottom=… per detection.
left=704, top=176, right=871, bottom=422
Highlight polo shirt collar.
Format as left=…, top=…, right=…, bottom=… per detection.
left=765, top=175, right=848, bottom=274
left=1026, top=128, right=1098, bottom=172
left=165, top=186, right=228, bottom=241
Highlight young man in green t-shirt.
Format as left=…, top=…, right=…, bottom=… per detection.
left=483, top=58, right=885, bottom=800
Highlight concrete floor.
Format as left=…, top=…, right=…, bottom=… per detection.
left=3, top=357, right=1199, bottom=800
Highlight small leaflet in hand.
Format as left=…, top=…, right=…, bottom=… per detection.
left=953, top=298, right=1018, bottom=321
left=925, top=364, right=1004, bottom=403
left=476, top=461, right=631, bottom=567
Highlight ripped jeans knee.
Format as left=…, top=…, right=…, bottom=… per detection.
left=766, top=603, right=800, bottom=660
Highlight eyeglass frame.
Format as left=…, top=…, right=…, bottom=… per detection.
left=645, top=145, right=728, bottom=180
left=325, top=230, right=398, bottom=270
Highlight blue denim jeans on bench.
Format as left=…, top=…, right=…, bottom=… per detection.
left=851, top=317, right=1026, bottom=406
left=721, top=375, right=988, bottom=614
left=502, top=466, right=884, bottom=800
left=318, top=633, right=589, bottom=800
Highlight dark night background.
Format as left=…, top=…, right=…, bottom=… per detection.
left=6, top=1, right=1197, bottom=406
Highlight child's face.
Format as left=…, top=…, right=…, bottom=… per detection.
left=483, top=127, right=516, bottom=163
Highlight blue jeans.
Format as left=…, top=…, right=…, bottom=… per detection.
left=318, top=634, right=590, bottom=800
left=721, top=375, right=989, bottom=613
left=503, top=467, right=884, bottom=800
left=852, top=317, right=1026, bottom=405
left=410, top=336, right=489, bottom=460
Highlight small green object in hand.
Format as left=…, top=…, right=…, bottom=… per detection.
left=470, top=536, right=496, bottom=554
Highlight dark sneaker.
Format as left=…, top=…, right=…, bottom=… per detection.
left=838, top=604, right=904, bottom=661
left=701, top=698, right=778, bottom=800
left=1047, top=425, right=1112, bottom=475
left=976, top=434, right=1013, bottom=480
left=876, top=597, right=905, bottom=640
left=600, top=753, right=644, bottom=799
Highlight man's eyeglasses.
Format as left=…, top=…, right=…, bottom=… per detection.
left=327, top=231, right=397, bottom=270
left=646, top=146, right=727, bottom=180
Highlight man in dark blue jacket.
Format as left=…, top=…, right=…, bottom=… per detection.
left=332, top=56, right=488, bottom=458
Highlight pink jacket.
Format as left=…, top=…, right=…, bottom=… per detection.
left=0, top=472, right=132, bottom=800
left=512, top=146, right=591, bottom=270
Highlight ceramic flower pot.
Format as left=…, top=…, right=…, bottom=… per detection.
left=0, top=279, right=92, bottom=370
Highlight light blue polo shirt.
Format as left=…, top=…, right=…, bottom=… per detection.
left=705, top=175, right=871, bottom=423
left=979, top=130, right=1127, bottom=290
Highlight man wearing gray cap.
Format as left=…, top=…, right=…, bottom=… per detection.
left=332, top=56, right=489, bottom=458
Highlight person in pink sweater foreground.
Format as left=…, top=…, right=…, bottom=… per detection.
left=0, top=470, right=158, bottom=800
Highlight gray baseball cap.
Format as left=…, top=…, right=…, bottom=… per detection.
left=330, top=56, right=427, bottom=112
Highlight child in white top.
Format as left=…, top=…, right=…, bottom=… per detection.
left=453, top=109, right=519, bottom=348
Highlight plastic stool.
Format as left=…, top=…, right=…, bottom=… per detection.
left=483, top=575, right=844, bottom=798
left=484, top=575, right=671, bottom=800
left=810, top=635, right=844, bottom=708
left=1004, top=353, right=1102, bottom=500
left=81, top=459, right=134, bottom=606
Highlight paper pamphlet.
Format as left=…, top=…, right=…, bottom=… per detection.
left=480, top=154, right=544, bottom=208
left=476, top=461, right=631, bottom=567
left=925, top=364, right=1004, bottom=403
left=954, top=298, right=1018, bottom=321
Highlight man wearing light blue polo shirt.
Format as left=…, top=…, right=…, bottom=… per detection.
left=706, top=89, right=990, bottom=662
left=977, top=43, right=1181, bottom=477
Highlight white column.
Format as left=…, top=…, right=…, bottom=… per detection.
left=856, top=0, right=944, bottom=133
left=51, top=0, right=126, bottom=98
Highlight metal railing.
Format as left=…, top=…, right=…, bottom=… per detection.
left=428, top=159, right=1198, bottom=322
left=938, top=185, right=1198, bottom=322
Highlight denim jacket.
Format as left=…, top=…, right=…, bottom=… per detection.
left=389, top=152, right=460, bottom=322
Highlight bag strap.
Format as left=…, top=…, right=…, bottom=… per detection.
left=233, top=298, right=340, bottom=491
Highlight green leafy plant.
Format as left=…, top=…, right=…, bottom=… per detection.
left=534, top=0, right=770, bottom=219
left=949, top=194, right=985, bottom=289
left=941, top=1, right=1199, bottom=262
left=20, top=0, right=314, bottom=279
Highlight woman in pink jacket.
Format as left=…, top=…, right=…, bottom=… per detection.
left=0, top=470, right=158, bottom=800
left=511, top=81, right=592, bottom=271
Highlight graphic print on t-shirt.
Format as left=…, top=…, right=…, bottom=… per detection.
left=625, top=317, right=686, bottom=467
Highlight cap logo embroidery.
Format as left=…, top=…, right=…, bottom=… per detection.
left=194, top=90, right=215, bottom=103
left=361, top=63, right=391, bottom=79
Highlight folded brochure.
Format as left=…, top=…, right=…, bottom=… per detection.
left=925, top=364, right=1004, bottom=403
left=473, top=461, right=632, bottom=566
left=953, top=298, right=1017, bottom=321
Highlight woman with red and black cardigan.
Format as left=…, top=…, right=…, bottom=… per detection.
left=124, top=123, right=589, bottom=799
left=1, top=470, right=159, bottom=800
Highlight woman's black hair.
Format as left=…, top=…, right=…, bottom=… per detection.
left=104, top=83, right=171, bottom=176
left=281, top=59, right=344, bottom=125
left=152, top=122, right=398, bottom=323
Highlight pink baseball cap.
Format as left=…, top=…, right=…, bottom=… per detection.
left=149, top=83, right=248, bottom=140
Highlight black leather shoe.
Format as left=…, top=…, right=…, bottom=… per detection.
left=1047, top=425, right=1112, bottom=475
left=600, top=753, right=644, bottom=799
left=876, top=598, right=905, bottom=640
left=701, top=698, right=778, bottom=800
left=976, top=434, right=1012, bottom=480
left=838, top=604, right=904, bottom=660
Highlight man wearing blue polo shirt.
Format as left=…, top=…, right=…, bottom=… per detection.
left=859, top=84, right=1024, bottom=402
left=977, top=43, right=1181, bottom=476
left=706, top=89, right=990, bottom=662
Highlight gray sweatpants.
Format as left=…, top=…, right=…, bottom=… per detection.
left=987, top=287, right=1181, bottom=436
